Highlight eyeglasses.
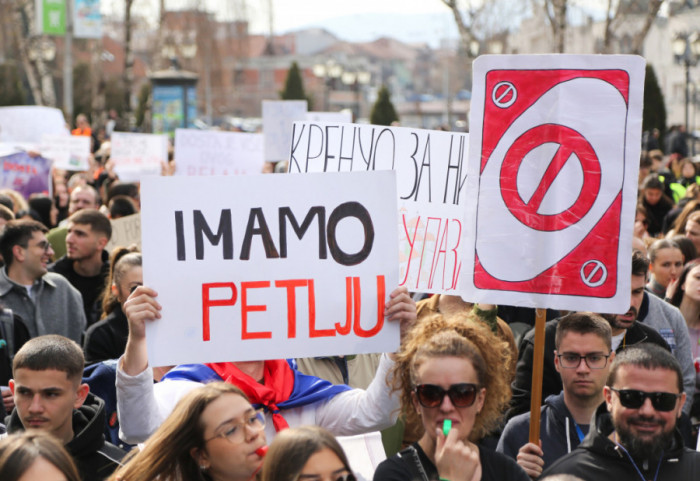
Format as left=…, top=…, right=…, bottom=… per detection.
left=23, top=240, right=52, bottom=253
left=610, top=388, right=682, bottom=412
left=204, top=409, right=265, bottom=444
left=414, top=383, right=480, bottom=408
left=557, top=352, right=611, bottom=369
left=298, top=472, right=356, bottom=481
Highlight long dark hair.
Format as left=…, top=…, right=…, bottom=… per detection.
left=668, top=259, right=700, bottom=307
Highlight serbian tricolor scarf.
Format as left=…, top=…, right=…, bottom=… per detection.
left=161, top=360, right=351, bottom=431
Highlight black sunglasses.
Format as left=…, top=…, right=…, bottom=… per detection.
left=414, top=383, right=479, bottom=408
left=610, top=388, right=682, bottom=412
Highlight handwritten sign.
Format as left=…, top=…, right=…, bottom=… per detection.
left=105, top=213, right=141, bottom=253
left=461, top=54, right=644, bottom=312
left=0, top=106, right=68, bottom=144
left=41, top=134, right=91, bottom=171
left=174, top=129, right=264, bottom=176
left=111, top=132, right=167, bottom=182
left=0, top=151, right=51, bottom=197
left=262, top=100, right=307, bottom=162
left=289, top=122, right=468, bottom=294
left=141, top=172, right=399, bottom=366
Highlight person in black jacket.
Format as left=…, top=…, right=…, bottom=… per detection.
left=4, top=335, right=125, bottom=481
left=541, top=344, right=700, bottom=480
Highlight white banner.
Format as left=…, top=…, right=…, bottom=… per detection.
left=141, top=172, right=399, bottom=366
left=262, top=100, right=307, bottom=162
left=0, top=106, right=69, bottom=144
left=110, top=132, right=167, bottom=182
left=40, top=134, right=91, bottom=171
left=461, top=54, right=644, bottom=312
left=174, top=129, right=264, bottom=176
left=289, top=121, right=468, bottom=295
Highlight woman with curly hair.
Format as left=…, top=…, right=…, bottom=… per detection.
left=373, top=313, right=528, bottom=481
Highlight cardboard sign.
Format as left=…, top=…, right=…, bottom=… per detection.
left=262, top=100, right=307, bottom=162
left=307, top=111, right=353, bottom=123
left=111, top=132, right=167, bottom=182
left=0, top=106, right=69, bottom=144
left=40, top=134, right=91, bottom=171
left=105, top=214, right=141, bottom=253
left=141, top=172, right=399, bottom=366
left=289, top=122, right=469, bottom=294
left=174, top=129, right=264, bottom=176
left=461, top=55, right=644, bottom=312
left=0, top=151, right=51, bottom=197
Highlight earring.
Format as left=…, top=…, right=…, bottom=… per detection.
left=200, top=465, right=208, bottom=471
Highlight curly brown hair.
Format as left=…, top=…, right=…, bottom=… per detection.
left=391, top=312, right=512, bottom=441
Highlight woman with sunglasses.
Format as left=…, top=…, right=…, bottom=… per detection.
left=262, top=426, right=355, bottom=481
left=109, top=382, right=266, bottom=481
left=373, top=313, right=528, bottom=481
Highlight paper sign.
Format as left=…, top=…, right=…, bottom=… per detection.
left=307, top=111, right=353, bottom=123
left=461, top=54, right=644, bottom=312
left=174, top=129, right=264, bottom=176
left=40, top=134, right=91, bottom=170
left=35, top=0, right=66, bottom=35
left=289, top=122, right=469, bottom=294
left=0, top=106, right=69, bottom=144
left=105, top=214, right=141, bottom=253
left=141, top=171, right=399, bottom=366
left=0, top=151, right=52, bottom=197
left=110, top=132, right=167, bottom=182
left=262, top=100, right=307, bottom=162
left=74, top=0, right=102, bottom=39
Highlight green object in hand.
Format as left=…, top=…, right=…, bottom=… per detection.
left=443, top=419, right=452, bottom=436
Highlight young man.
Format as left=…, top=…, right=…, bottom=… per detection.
left=0, top=220, right=86, bottom=343
left=497, top=312, right=614, bottom=478
left=3, top=335, right=125, bottom=481
left=541, top=344, right=700, bottom=480
left=49, top=209, right=112, bottom=327
left=48, top=185, right=101, bottom=259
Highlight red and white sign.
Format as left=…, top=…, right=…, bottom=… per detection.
left=461, top=55, right=645, bottom=313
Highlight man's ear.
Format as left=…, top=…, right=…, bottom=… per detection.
left=554, top=350, right=561, bottom=373
left=11, top=245, right=25, bottom=263
left=677, top=393, right=687, bottom=418
left=9, top=379, right=15, bottom=395
left=603, top=386, right=613, bottom=411
left=74, top=383, right=89, bottom=409
left=96, top=234, right=109, bottom=251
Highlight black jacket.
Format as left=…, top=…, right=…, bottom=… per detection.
left=541, top=404, right=700, bottom=480
left=6, top=392, right=125, bottom=481
left=83, top=306, right=129, bottom=364
left=508, top=319, right=670, bottom=419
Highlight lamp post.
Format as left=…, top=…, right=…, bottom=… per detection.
left=672, top=32, right=700, bottom=135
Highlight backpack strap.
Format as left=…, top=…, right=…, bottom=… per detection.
left=397, top=445, right=431, bottom=481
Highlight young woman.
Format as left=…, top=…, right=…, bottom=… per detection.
left=83, top=248, right=142, bottom=364
left=0, top=431, right=81, bottom=481
left=109, top=382, right=266, bottom=481
left=373, top=314, right=528, bottom=481
left=640, top=174, right=674, bottom=237
left=262, top=426, right=354, bottom=481
left=646, top=239, right=683, bottom=298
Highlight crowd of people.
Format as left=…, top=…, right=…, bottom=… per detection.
left=0, top=118, right=698, bottom=481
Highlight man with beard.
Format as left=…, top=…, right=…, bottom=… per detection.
left=541, top=344, right=700, bottom=480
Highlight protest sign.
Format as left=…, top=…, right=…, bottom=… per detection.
left=110, top=132, right=167, bottom=182
left=0, top=106, right=69, bottom=144
left=174, top=129, right=264, bottom=176
left=289, top=121, right=468, bottom=294
left=307, top=111, right=353, bottom=123
left=41, top=134, right=91, bottom=171
left=461, top=54, right=644, bottom=313
left=262, top=100, right=307, bottom=162
left=105, top=214, right=141, bottom=253
left=0, top=151, right=51, bottom=197
left=141, top=171, right=399, bottom=366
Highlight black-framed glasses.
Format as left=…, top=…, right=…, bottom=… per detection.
left=297, top=472, right=356, bottom=481
left=610, top=388, right=682, bottom=412
left=557, top=352, right=611, bottom=369
left=414, top=383, right=479, bottom=408
left=22, top=240, right=52, bottom=253
left=204, top=409, right=265, bottom=444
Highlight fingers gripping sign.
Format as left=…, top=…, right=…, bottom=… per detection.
left=516, top=442, right=545, bottom=480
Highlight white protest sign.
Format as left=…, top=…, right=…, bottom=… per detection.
left=141, top=171, right=399, bottom=366
left=174, top=129, right=264, bottom=176
left=105, top=213, right=141, bottom=253
left=0, top=106, right=69, bottom=144
left=40, top=134, right=91, bottom=170
left=111, top=132, right=167, bottom=182
left=289, top=122, right=468, bottom=295
left=262, top=100, right=307, bottom=162
left=461, top=54, right=644, bottom=312
left=307, top=111, right=352, bottom=123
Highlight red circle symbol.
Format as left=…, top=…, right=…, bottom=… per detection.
left=500, top=123, right=601, bottom=231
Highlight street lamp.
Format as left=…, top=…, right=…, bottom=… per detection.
left=672, top=32, right=700, bottom=135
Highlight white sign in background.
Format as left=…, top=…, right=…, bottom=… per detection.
left=174, top=129, right=264, bottom=176
left=461, top=55, right=644, bottom=313
left=105, top=213, right=141, bottom=253
left=111, top=132, right=168, bottom=182
left=141, top=172, right=400, bottom=366
left=0, top=106, right=69, bottom=144
left=262, top=100, right=307, bottom=162
left=40, top=134, right=91, bottom=171
left=289, top=121, right=469, bottom=295
left=306, top=111, right=353, bottom=123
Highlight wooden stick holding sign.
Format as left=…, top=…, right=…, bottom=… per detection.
left=528, top=308, right=547, bottom=444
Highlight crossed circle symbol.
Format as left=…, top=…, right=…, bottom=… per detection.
left=492, top=82, right=517, bottom=108
left=499, top=123, right=601, bottom=232
left=581, top=260, right=607, bottom=287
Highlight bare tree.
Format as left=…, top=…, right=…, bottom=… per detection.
left=531, top=0, right=568, bottom=53
left=602, top=0, right=664, bottom=54
left=123, top=0, right=135, bottom=121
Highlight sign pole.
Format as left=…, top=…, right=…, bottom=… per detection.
left=528, top=307, right=546, bottom=444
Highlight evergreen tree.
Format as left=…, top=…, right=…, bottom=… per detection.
left=0, top=64, right=26, bottom=106
left=370, top=85, right=398, bottom=126
left=643, top=64, right=666, bottom=144
left=280, top=62, right=307, bottom=101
